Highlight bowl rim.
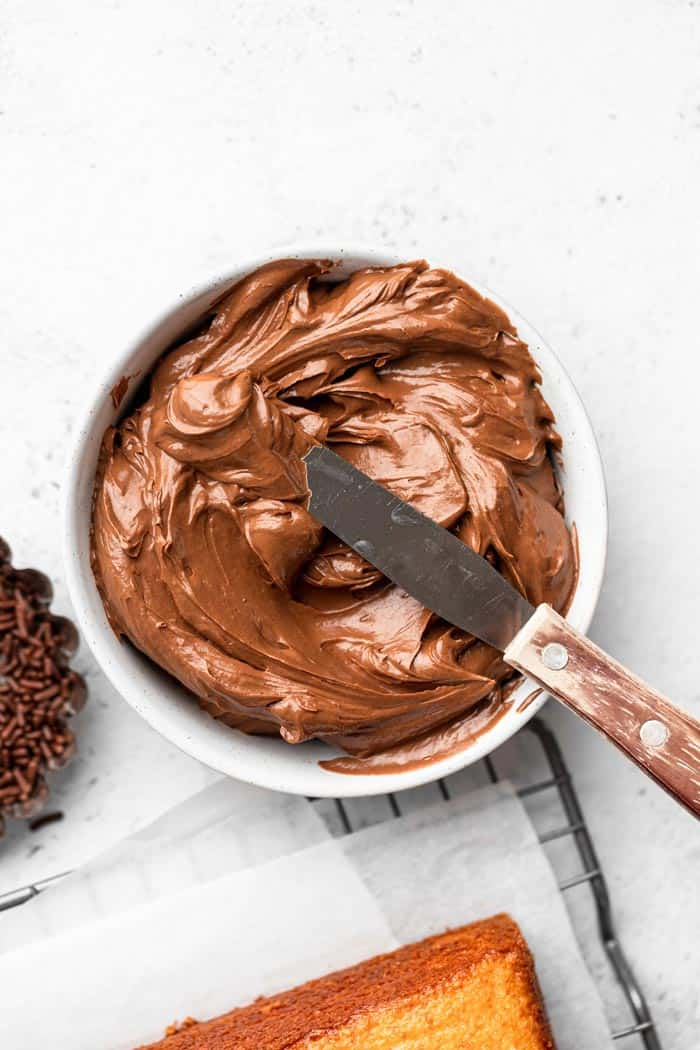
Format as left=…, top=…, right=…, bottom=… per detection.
left=62, top=242, right=608, bottom=796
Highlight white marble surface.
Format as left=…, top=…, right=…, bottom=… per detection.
left=1, top=1, right=699, bottom=1046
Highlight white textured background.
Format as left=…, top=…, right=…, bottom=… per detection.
left=1, top=2, right=699, bottom=1047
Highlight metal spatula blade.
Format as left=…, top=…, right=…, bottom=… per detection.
left=304, top=445, right=533, bottom=652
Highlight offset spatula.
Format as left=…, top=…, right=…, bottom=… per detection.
left=304, top=446, right=700, bottom=818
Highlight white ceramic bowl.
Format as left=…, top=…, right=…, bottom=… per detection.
left=63, top=245, right=607, bottom=797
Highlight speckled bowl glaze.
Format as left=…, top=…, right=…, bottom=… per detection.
left=63, top=245, right=607, bottom=797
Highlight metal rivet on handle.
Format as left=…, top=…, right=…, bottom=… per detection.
left=542, top=643, right=569, bottom=670
left=639, top=719, right=669, bottom=748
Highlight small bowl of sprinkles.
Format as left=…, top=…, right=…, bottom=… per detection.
left=0, top=536, right=87, bottom=838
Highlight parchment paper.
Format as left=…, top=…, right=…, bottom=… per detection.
left=337, top=782, right=613, bottom=1048
left=0, top=839, right=397, bottom=1049
left=0, top=777, right=330, bottom=951
left=0, top=779, right=613, bottom=1049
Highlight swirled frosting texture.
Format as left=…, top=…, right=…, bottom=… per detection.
left=92, top=260, right=575, bottom=756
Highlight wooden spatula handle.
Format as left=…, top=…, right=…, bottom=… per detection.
left=504, top=604, right=700, bottom=818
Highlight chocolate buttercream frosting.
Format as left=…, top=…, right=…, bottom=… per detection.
left=92, top=259, right=575, bottom=758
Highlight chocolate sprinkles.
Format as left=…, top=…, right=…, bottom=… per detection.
left=0, top=537, right=86, bottom=837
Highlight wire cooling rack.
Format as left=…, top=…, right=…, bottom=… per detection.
left=312, top=717, right=661, bottom=1049
left=0, top=716, right=661, bottom=1048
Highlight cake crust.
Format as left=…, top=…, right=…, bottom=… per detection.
left=136, top=913, right=555, bottom=1049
